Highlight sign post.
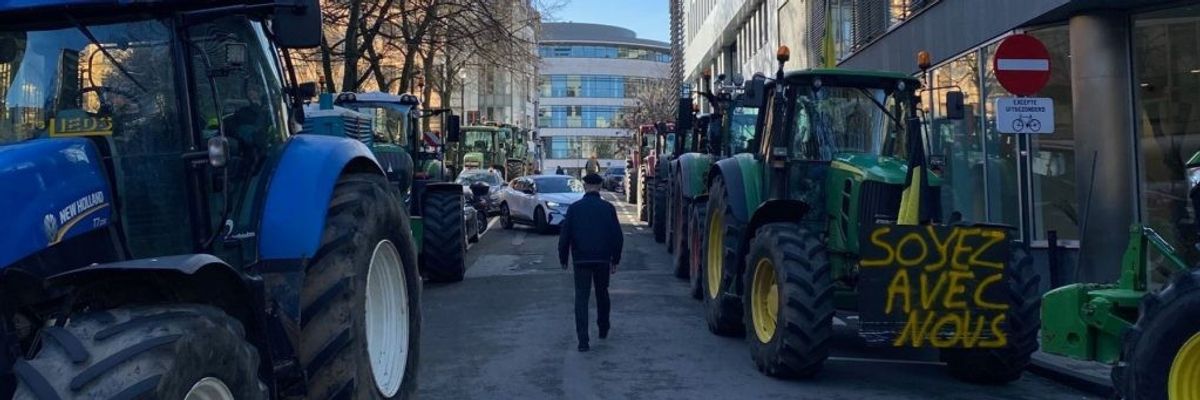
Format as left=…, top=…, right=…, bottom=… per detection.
left=993, top=34, right=1054, bottom=135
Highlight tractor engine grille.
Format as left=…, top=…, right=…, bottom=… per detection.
left=858, top=181, right=903, bottom=226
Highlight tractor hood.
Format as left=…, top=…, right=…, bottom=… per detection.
left=0, top=138, right=113, bottom=269
left=830, top=153, right=943, bottom=186
left=463, top=152, right=484, bottom=168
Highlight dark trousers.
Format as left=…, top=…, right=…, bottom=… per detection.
left=573, top=262, right=610, bottom=344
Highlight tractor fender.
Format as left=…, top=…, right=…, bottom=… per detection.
left=708, top=155, right=761, bottom=224
left=674, top=153, right=714, bottom=200
left=259, top=135, right=382, bottom=261
left=746, top=200, right=811, bottom=238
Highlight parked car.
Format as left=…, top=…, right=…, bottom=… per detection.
left=456, top=168, right=505, bottom=215
left=463, top=186, right=488, bottom=242
left=500, top=175, right=585, bottom=233
left=603, top=166, right=626, bottom=192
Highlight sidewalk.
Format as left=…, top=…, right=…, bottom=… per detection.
left=1028, top=351, right=1114, bottom=397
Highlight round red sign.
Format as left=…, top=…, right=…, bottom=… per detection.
left=992, top=34, right=1051, bottom=97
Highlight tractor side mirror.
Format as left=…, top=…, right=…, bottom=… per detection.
left=945, top=91, right=965, bottom=120
left=273, top=0, right=322, bottom=48
left=744, top=75, right=766, bottom=108
left=446, top=115, right=462, bottom=143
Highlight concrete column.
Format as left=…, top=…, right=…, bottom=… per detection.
left=1069, top=10, right=1136, bottom=283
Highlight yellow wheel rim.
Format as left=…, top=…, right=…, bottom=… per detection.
left=1169, top=332, right=1200, bottom=400
left=706, top=208, right=724, bottom=299
left=751, top=257, right=778, bottom=343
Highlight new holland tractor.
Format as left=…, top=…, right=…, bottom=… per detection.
left=698, top=47, right=1039, bottom=384
left=304, top=92, right=467, bottom=282
left=0, top=0, right=422, bottom=398
left=667, top=75, right=761, bottom=299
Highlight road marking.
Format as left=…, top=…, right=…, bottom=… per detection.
left=826, top=356, right=946, bottom=366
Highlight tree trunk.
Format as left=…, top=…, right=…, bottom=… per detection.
left=319, top=36, right=337, bottom=93
left=340, top=0, right=363, bottom=92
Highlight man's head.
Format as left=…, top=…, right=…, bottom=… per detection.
left=582, top=173, right=603, bottom=193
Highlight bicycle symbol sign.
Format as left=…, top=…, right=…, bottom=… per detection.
left=995, top=97, right=1054, bottom=134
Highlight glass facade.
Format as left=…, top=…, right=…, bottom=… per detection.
left=1134, top=5, right=1200, bottom=266
left=538, top=44, right=671, bottom=62
left=538, top=106, right=629, bottom=128
left=538, top=75, right=664, bottom=98
left=924, top=26, right=1076, bottom=241
left=545, top=137, right=626, bottom=159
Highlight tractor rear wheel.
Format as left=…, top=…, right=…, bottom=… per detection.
left=301, top=173, right=421, bottom=399
left=690, top=201, right=708, bottom=300
left=1114, top=268, right=1200, bottom=400
left=744, top=223, right=834, bottom=378
left=638, top=168, right=649, bottom=222
left=940, top=246, right=1039, bottom=384
left=653, top=180, right=667, bottom=243
left=672, top=200, right=690, bottom=279
left=421, top=188, right=467, bottom=282
left=627, top=174, right=638, bottom=204
left=14, top=305, right=266, bottom=400
left=700, top=175, right=743, bottom=336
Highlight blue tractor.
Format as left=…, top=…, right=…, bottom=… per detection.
left=0, top=0, right=422, bottom=398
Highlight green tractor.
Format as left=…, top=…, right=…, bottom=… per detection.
left=1037, top=155, right=1200, bottom=399
left=503, top=126, right=535, bottom=178
left=698, top=47, right=1040, bottom=384
left=667, top=75, right=761, bottom=299
left=306, top=92, right=468, bottom=282
left=650, top=122, right=677, bottom=243
left=451, top=125, right=509, bottom=179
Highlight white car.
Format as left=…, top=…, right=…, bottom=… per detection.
left=499, top=175, right=585, bottom=233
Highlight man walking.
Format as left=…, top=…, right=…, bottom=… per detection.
left=558, top=173, right=623, bottom=352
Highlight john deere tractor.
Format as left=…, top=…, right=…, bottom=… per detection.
left=698, top=47, right=1039, bottom=384
left=304, top=91, right=467, bottom=282
left=451, top=125, right=508, bottom=179
left=667, top=75, right=761, bottom=300
left=1037, top=153, right=1200, bottom=399
left=0, top=1, right=421, bottom=398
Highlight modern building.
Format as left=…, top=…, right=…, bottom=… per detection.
left=538, top=22, right=672, bottom=176
left=682, top=0, right=1200, bottom=286
left=459, top=0, right=540, bottom=130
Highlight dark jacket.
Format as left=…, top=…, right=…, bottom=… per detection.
left=558, top=192, right=623, bottom=266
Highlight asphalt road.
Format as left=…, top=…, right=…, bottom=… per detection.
left=417, top=192, right=1094, bottom=400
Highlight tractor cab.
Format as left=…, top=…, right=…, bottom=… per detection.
left=455, top=125, right=507, bottom=178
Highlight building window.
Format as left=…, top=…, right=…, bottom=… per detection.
left=545, top=137, right=627, bottom=159
left=538, top=75, right=665, bottom=98
left=538, top=105, right=630, bottom=128
left=539, top=44, right=671, bottom=62
left=1134, top=5, right=1200, bottom=267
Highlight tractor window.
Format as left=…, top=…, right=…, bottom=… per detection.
left=728, top=106, right=758, bottom=154
left=187, top=16, right=287, bottom=257
left=791, top=86, right=892, bottom=160
left=464, top=129, right=494, bottom=152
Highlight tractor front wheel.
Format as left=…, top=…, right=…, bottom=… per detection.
left=14, top=305, right=266, bottom=400
left=421, top=188, right=467, bottom=282
left=744, top=223, right=834, bottom=378
left=689, top=201, right=708, bottom=300
left=672, top=199, right=691, bottom=279
left=700, top=175, right=743, bottom=336
left=301, top=173, right=421, bottom=399
left=939, top=246, right=1039, bottom=384
left=1115, top=268, right=1200, bottom=400
left=653, top=180, right=667, bottom=243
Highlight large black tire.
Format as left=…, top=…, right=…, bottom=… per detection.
left=1114, top=268, right=1200, bottom=400
left=626, top=173, right=638, bottom=204
left=700, top=176, right=744, bottom=336
left=690, top=201, right=708, bottom=300
left=744, top=223, right=834, bottom=378
left=653, top=180, right=667, bottom=244
left=673, top=198, right=691, bottom=279
left=638, top=168, right=649, bottom=222
left=940, top=246, right=1039, bottom=384
left=14, top=305, right=266, bottom=399
left=421, top=188, right=467, bottom=282
left=302, top=173, right=421, bottom=399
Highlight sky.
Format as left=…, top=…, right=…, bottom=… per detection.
left=551, top=0, right=670, bottom=43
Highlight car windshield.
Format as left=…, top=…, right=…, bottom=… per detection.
left=457, top=171, right=501, bottom=185
left=0, top=20, right=179, bottom=146
left=535, top=177, right=583, bottom=193
left=790, top=86, right=903, bottom=160
left=607, top=167, right=625, bottom=175
left=464, top=129, right=495, bottom=152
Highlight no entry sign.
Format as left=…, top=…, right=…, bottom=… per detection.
left=992, top=34, right=1051, bottom=96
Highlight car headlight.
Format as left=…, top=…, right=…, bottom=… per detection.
left=546, top=201, right=561, bottom=208
left=1189, top=166, right=1200, bottom=188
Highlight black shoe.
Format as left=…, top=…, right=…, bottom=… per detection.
left=599, top=328, right=609, bottom=339
left=578, top=343, right=590, bottom=352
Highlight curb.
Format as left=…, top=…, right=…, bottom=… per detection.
left=1028, top=352, right=1115, bottom=397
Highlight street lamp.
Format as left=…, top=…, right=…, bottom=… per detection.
left=459, top=71, right=467, bottom=118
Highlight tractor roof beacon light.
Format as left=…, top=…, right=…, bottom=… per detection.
left=776, top=45, right=790, bottom=81
left=918, top=50, right=932, bottom=71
